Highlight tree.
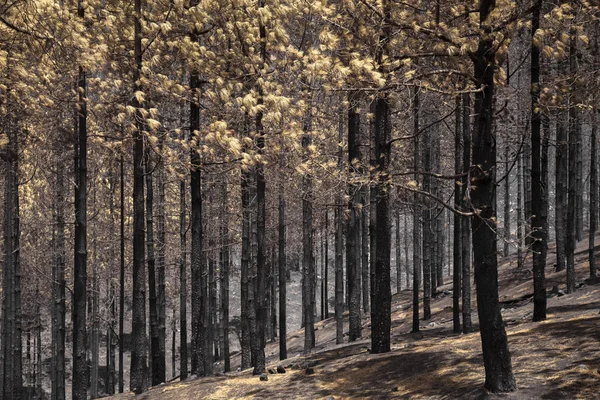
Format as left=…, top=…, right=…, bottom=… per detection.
left=347, top=93, right=362, bottom=342
left=130, top=0, right=148, bottom=391
left=469, top=0, right=516, bottom=391
left=531, top=0, right=547, bottom=322
left=453, top=95, right=462, bottom=334
left=73, top=0, right=88, bottom=396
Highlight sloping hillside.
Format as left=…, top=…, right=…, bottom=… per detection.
left=108, top=236, right=600, bottom=399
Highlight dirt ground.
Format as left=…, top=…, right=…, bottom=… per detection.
left=107, top=237, right=600, bottom=399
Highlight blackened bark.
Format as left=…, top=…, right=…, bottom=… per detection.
left=1, top=85, right=22, bottom=400
left=517, top=146, right=524, bottom=270
left=220, top=178, right=231, bottom=371
left=531, top=0, right=547, bottom=322
left=179, top=179, right=188, bottom=379
left=371, top=94, right=391, bottom=354
left=73, top=6, right=88, bottom=393
left=335, top=107, right=344, bottom=345
left=470, top=1, right=517, bottom=391
left=395, top=211, right=402, bottom=294
left=254, top=106, right=267, bottom=373
left=302, top=115, right=316, bottom=352
left=240, top=164, right=252, bottom=370
left=118, top=155, right=125, bottom=393
left=146, top=142, right=161, bottom=386
left=324, top=210, right=329, bottom=318
left=157, top=144, right=167, bottom=381
left=566, top=30, right=578, bottom=294
left=462, top=93, right=473, bottom=334
left=347, top=94, right=362, bottom=341
left=364, top=188, right=372, bottom=315
left=278, top=165, right=287, bottom=358
left=503, top=140, right=511, bottom=257
left=412, top=88, right=421, bottom=333
left=52, top=141, right=66, bottom=400
left=555, top=108, right=568, bottom=272
left=590, top=106, right=598, bottom=279
left=131, top=0, right=148, bottom=389
left=453, top=95, right=462, bottom=334
left=422, top=123, right=432, bottom=321
left=190, top=69, right=206, bottom=377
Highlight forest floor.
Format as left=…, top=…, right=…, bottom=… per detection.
left=108, top=237, right=600, bottom=399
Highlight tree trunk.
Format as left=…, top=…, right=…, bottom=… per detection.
left=118, top=154, right=125, bottom=393
left=324, top=210, right=329, bottom=318
left=302, top=114, right=316, bottom=352
left=371, top=93, right=392, bottom=354
left=566, top=30, right=579, bottom=294
left=52, top=139, right=66, bottom=400
left=240, top=162, right=252, bottom=370
left=470, top=1, right=517, bottom=391
left=531, top=0, right=547, bottom=322
left=1, top=80, right=23, bottom=400
left=347, top=93, right=362, bottom=341
left=412, top=88, right=421, bottom=333
left=395, top=211, right=402, bottom=294
left=179, top=179, right=188, bottom=380
left=190, top=67, right=206, bottom=377
left=73, top=4, right=89, bottom=392
left=220, top=177, right=231, bottom=371
left=590, top=105, right=597, bottom=278
left=461, top=93, right=473, bottom=334
left=517, top=144, right=524, bottom=270
left=453, top=95, right=462, bottom=334
left=146, top=139, right=161, bottom=386
left=157, top=142, right=167, bottom=381
left=364, top=189, right=372, bottom=315
left=422, top=121, right=432, bottom=321
left=335, top=107, right=344, bottom=345
left=278, top=161, right=288, bottom=358
left=503, top=138, right=511, bottom=257
left=555, top=110, right=568, bottom=272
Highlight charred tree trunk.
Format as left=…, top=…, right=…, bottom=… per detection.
left=453, top=95, right=462, bottom=334
left=555, top=108, right=568, bottom=273
left=130, top=0, right=148, bottom=392
left=461, top=92, right=473, bottom=334
left=566, top=30, right=579, bottom=294
left=220, top=178, right=231, bottom=371
left=240, top=162, right=252, bottom=370
left=190, top=62, right=206, bottom=377
left=371, top=92, right=392, bottom=354
left=73, top=4, right=89, bottom=393
left=118, top=154, right=125, bottom=393
left=517, top=145, right=524, bottom=270
left=470, top=1, right=517, bottom=391
left=1, top=81, right=23, bottom=400
left=254, top=104, right=267, bottom=373
left=347, top=93, right=362, bottom=341
left=590, top=105, right=598, bottom=279
left=278, top=160, right=287, bottom=358
left=422, top=124, right=432, bottom=321
left=335, top=107, right=344, bottom=345
left=412, top=88, right=421, bottom=333
left=503, top=139, right=511, bottom=257
left=52, top=140, right=66, bottom=400
left=146, top=140, right=161, bottom=386
left=531, top=0, right=547, bottom=322
left=157, top=143, right=167, bottom=381
left=302, top=114, right=316, bottom=352
left=179, top=179, right=188, bottom=380
left=395, top=211, right=402, bottom=294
